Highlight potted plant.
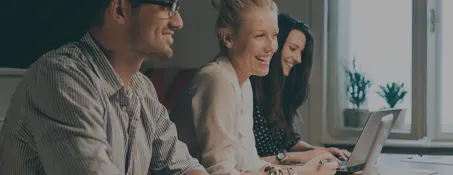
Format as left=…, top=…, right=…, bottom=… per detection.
left=377, top=82, right=408, bottom=129
left=343, top=58, right=372, bottom=128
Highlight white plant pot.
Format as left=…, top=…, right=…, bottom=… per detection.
left=391, top=108, right=407, bottom=130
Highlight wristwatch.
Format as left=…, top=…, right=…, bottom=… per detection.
left=276, top=152, right=289, bottom=165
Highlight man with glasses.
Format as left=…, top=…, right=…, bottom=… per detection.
left=0, top=0, right=208, bottom=175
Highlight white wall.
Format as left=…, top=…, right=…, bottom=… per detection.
left=0, top=69, right=26, bottom=129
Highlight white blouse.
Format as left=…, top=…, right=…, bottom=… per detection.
left=170, top=55, right=269, bottom=175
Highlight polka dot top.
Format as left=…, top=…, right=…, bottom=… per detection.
left=252, top=98, right=301, bottom=157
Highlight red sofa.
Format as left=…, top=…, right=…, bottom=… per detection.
left=144, top=68, right=198, bottom=111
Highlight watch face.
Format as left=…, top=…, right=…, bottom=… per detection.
left=277, top=153, right=284, bottom=159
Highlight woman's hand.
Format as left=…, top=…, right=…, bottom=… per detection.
left=325, top=147, right=351, bottom=160
left=296, top=149, right=339, bottom=163
left=301, top=147, right=350, bottom=162
left=295, top=153, right=339, bottom=175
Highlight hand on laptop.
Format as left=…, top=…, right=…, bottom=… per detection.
left=325, top=147, right=351, bottom=161
left=297, top=153, right=339, bottom=175
left=299, top=149, right=343, bottom=163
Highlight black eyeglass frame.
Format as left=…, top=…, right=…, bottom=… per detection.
left=139, top=0, right=180, bottom=17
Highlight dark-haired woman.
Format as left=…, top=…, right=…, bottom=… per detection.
left=251, top=13, right=350, bottom=165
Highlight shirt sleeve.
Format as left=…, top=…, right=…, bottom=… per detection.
left=149, top=102, right=207, bottom=175
left=29, top=58, right=120, bottom=175
left=190, top=74, right=242, bottom=175
left=249, top=140, right=271, bottom=172
left=286, top=133, right=302, bottom=151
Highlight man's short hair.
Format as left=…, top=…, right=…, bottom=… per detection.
left=90, top=0, right=141, bottom=27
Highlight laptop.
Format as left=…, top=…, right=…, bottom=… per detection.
left=361, top=114, right=395, bottom=174
left=335, top=108, right=403, bottom=175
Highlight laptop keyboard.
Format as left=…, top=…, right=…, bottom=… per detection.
left=339, top=160, right=348, bottom=166
left=335, top=155, right=349, bottom=167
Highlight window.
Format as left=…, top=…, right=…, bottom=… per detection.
left=339, top=0, right=413, bottom=133
left=323, top=0, right=444, bottom=142
left=440, top=0, right=452, bottom=134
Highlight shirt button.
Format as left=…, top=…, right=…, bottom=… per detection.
left=121, top=106, right=127, bottom=112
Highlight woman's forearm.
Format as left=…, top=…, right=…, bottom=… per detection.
left=260, top=152, right=307, bottom=165
left=260, top=156, right=280, bottom=164
left=286, top=152, right=307, bottom=164
left=291, top=140, right=324, bottom=152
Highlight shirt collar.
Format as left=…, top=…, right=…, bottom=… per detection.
left=214, top=54, right=243, bottom=92
left=79, top=32, right=141, bottom=97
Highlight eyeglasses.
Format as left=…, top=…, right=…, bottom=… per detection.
left=140, top=0, right=180, bottom=17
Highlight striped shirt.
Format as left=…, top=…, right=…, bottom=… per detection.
left=0, top=33, right=205, bottom=175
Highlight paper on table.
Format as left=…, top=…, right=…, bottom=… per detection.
left=401, top=155, right=453, bottom=166
left=371, top=166, right=438, bottom=175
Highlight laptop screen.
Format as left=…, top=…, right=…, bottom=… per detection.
left=346, top=112, right=386, bottom=166
left=363, top=114, right=395, bottom=171
left=346, top=109, right=402, bottom=167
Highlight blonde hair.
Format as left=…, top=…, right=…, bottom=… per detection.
left=211, top=0, right=278, bottom=49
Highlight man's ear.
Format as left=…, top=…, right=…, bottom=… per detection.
left=109, top=0, right=131, bottom=25
left=218, top=28, right=234, bottom=49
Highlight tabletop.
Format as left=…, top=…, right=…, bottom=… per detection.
left=356, top=153, right=453, bottom=175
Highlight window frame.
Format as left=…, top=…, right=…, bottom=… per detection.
left=431, top=0, right=453, bottom=141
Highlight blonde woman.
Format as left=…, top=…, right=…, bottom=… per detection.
left=170, top=0, right=339, bottom=175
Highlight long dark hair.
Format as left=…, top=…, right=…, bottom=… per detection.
left=251, top=13, right=315, bottom=138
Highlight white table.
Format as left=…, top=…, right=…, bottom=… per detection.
left=355, top=154, right=453, bottom=175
